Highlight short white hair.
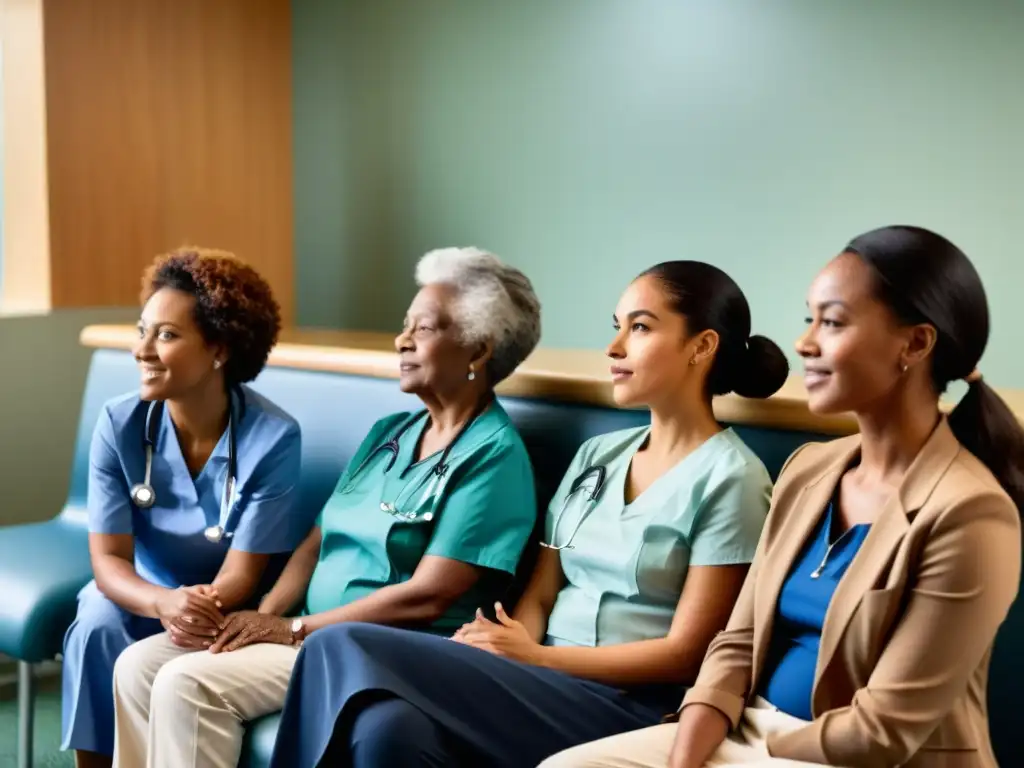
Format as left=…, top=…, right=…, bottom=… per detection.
left=415, top=246, right=541, bottom=384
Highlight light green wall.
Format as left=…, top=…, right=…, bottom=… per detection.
left=293, top=0, right=1024, bottom=386
left=0, top=308, right=135, bottom=524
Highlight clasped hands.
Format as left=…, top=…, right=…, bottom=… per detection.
left=450, top=603, right=544, bottom=666
left=156, top=586, right=293, bottom=653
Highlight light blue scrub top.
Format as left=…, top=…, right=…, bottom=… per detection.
left=304, top=401, right=537, bottom=633
left=88, top=386, right=307, bottom=588
left=544, top=426, right=771, bottom=647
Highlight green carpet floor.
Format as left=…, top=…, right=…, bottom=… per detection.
left=0, top=688, right=73, bottom=768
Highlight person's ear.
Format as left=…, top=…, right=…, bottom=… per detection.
left=467, top=341, right=494, bottom=382
left=688, top=330, right=720, bottom=367
left=901, top=323, right=937, bottom=371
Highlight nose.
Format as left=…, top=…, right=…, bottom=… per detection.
left=795, top=324, right=817, bottom=359
left=133, top=330, right=156, bottom=362
left=605, top=328, right=626, bottom=360
left=394, top=328, right=413, bottom=354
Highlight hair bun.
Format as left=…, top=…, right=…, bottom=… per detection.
left=731, top=334, right=789, bottom=399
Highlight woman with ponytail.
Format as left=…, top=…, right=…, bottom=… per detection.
left=545, top=226, right=1022, bottom=768
left=267, top=262, right=790, bottom=768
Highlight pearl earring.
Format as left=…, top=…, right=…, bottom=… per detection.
left=468, top=369, right=476, bottom=381
left=214, top=360, right=222, bottom=370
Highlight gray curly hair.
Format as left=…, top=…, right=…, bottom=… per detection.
left=415, top=247, right=542, bottom=384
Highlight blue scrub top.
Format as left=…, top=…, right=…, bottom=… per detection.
left=87, top=386, right=308, bottom=589
left=759, top=502, right=871, bottom=720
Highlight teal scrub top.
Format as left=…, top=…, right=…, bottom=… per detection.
left=304, top=401, right=536, bottom=633
left=543, top=426, right=771, bottom=647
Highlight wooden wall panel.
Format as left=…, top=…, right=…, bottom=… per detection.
left=42, top=0, right=294, bottom=320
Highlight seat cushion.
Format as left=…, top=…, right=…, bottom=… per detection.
left=0, top=517, right=93, bottom=662
left=240, top=712, right=282, bottom=768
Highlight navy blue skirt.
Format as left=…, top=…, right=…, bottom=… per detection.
left=268, top=623, right=683, bottom=768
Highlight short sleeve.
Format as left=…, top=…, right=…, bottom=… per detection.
left=426, top=435, right=537, bottom=574
left=88, top=407, right=134, bottom=535
left=230, top=421, right=305, bottom=554
left=688, top=464, right=771, bottom=567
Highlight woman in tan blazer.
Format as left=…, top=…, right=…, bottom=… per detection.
left=541, top=225, right=1024, bottom=768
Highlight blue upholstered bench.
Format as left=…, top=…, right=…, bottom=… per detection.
left=0, top=347, right=1020, bottom=768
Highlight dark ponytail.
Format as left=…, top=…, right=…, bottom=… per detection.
left=948, top=379, right=1024, bottom=510
left=640, top=261, right=789, bottom=400
left=846, top=225, right=1024, bottom=512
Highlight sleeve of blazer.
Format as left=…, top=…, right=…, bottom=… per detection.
left=767, top=490, right=1021, bottom=767
left=679, top=443, right=813, bottom=727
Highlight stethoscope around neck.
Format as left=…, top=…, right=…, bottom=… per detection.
left=539, top=464, right=608, bottom=551
left=342, top=398, right=492, bottom=522
left=129, top=389, right=243, bottom=543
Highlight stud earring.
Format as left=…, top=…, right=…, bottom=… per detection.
left=214, top=360, right=223, bottom=370
left=900, top=361, right=908, bottom=374
left=467, top=368, right=476, bottom=381
left=688, top=356, right=697, bottom=366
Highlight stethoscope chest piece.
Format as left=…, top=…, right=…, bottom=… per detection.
left=130, top=482, right=156, bottom=509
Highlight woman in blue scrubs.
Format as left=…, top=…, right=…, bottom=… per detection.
left=111, top=247, right=543, bottom=768
left=63, top=247, right=309, bottom=768
left=266, top=261, right=791, bottom=768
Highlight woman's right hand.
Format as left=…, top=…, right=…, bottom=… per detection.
left=155, top=585, right=225, bottom=646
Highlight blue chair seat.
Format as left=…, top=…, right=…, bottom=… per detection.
left=240, top=713, right=282, bottom=768
left=0, top=515, right=92, bottom=663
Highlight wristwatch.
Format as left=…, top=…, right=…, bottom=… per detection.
left=289, top=618, right=307, bottom=646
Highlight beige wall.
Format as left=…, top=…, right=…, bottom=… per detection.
left=0, top=308, right=135, bottom=525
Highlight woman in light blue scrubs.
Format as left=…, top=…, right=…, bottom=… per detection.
left=267, top=261, right=791, bottom=768
left=63, top=247, right=310, bottom=768
left=110, top=247, right=543, bottom=768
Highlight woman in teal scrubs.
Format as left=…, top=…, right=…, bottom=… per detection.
left=266, top=260, right=791, bottom=768
left=63, top=248, right=307, bottom=768
left=111, top=247, right=544, bottom=768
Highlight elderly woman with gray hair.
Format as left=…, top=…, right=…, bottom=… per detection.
left=109, top=247, right=542, bottom=768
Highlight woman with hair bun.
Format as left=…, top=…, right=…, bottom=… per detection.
left=266, top=261, right=789, bottom=768
left=547, top=226, right=1022, bottom=768
left=63, top=247, right=307, bottom=768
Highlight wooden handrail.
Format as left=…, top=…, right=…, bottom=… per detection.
left=81, top=324, right=871, bottom=435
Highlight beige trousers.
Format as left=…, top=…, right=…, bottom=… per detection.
left=111, top=632, right=299, bottom=768
left=539, top=698, right=821, bottom=768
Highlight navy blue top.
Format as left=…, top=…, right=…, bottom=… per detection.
left=758, top=503, right=871, bottom=720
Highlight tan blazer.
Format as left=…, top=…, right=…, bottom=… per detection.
left=682, top=419, right=1020, bottom=768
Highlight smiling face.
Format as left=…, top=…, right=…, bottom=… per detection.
left=133, top=287, right=223, bottom=401
left=394, top=283, right=482, bottom=396
left=797, top=252, right=920, bottom=414
left=606, top=275, right=711, bottom=408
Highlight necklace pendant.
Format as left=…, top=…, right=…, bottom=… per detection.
left=809, top=568, right=823, bottom=579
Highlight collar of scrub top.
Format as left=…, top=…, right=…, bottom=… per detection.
left=132, top=386, right=246, bottom=543
left=342, top=396, right=494, bottom=523
left=539, top=463, right=608, bottom=551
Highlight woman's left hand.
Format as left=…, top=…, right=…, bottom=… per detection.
left=453, top=603, right=544, bottom=666
left=210, top=610, right=293, bottom=653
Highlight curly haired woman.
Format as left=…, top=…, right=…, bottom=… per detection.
left=61, top=247, right=311, bottom=768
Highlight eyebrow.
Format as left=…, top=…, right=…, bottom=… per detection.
left=137, top=320, right=181, bottom=330
left=613, top=309, right=660, bottom=323
left=808, top=300, right=848, bottom=312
